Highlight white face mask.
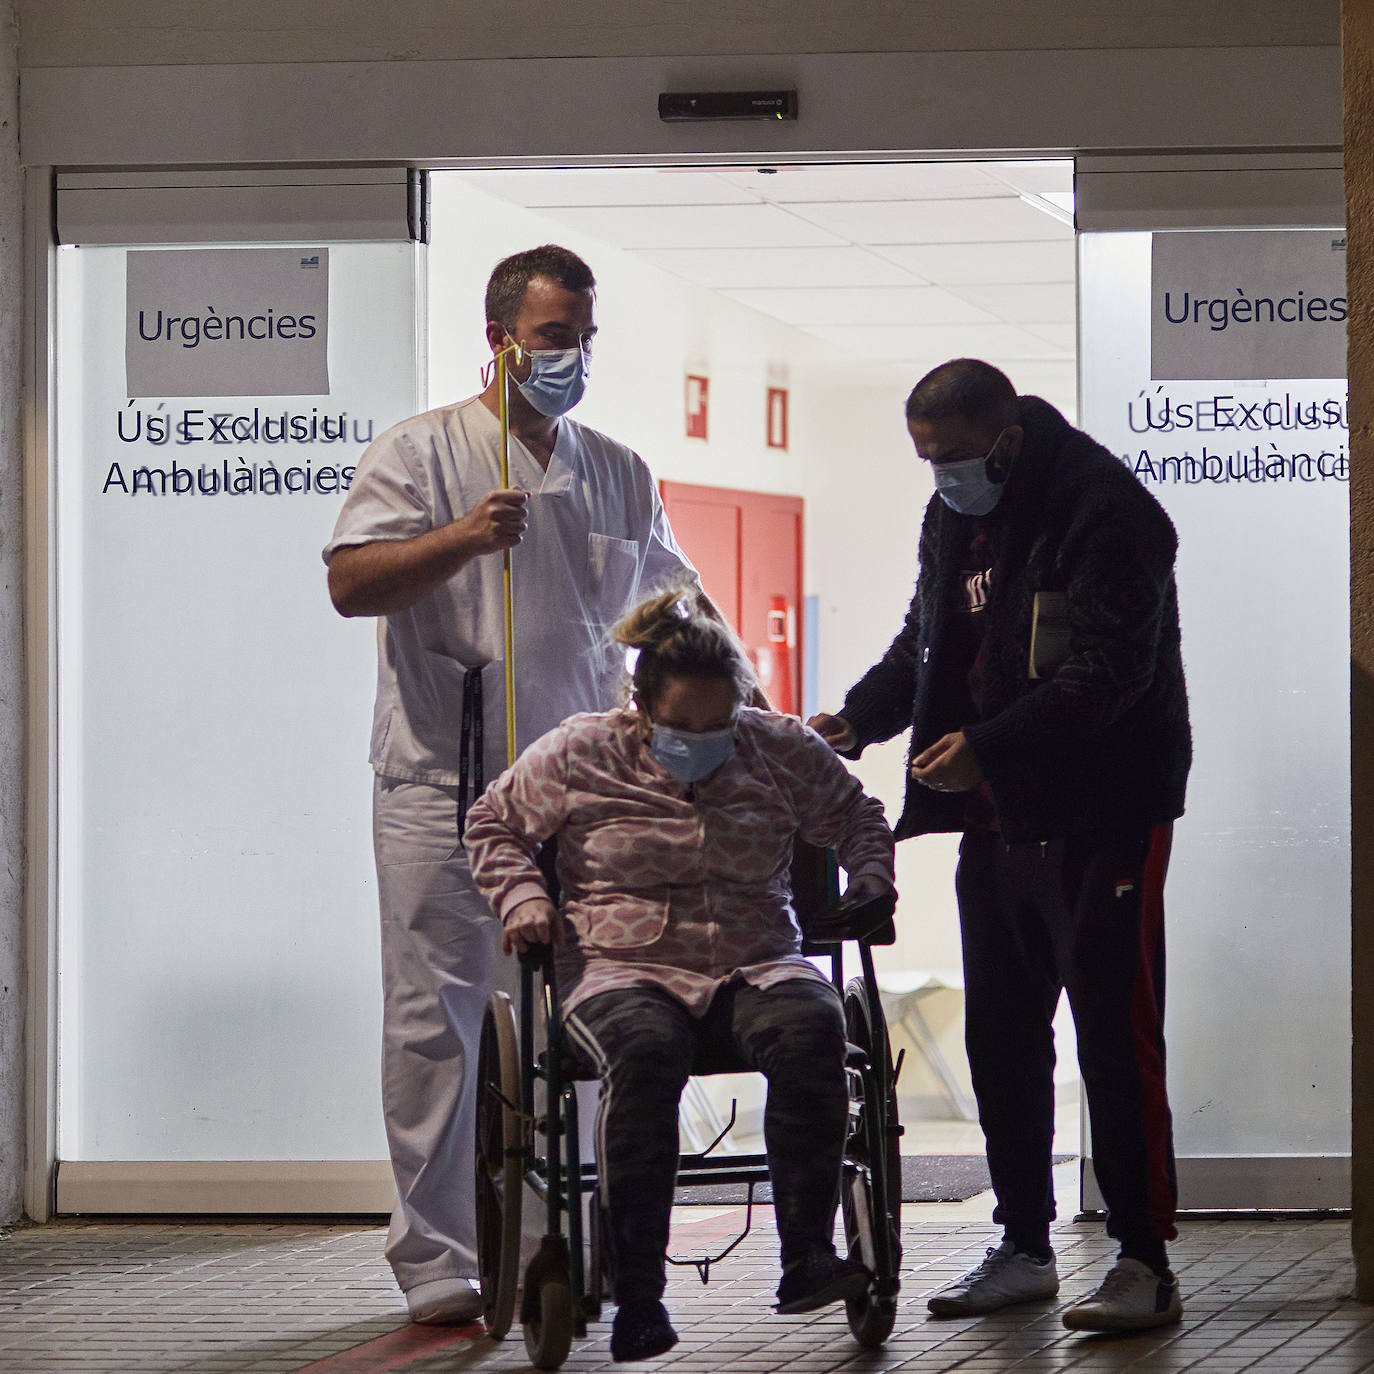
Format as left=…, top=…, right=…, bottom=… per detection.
left=649, top=724, right=737, bottom=782
left=511, top=339, right=590, bottom=417
left=932, top=428, right=1012, bottom=516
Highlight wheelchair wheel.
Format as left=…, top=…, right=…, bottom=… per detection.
left=525, top=1271, right=574, bottom=1369
left=841, top=1166, right=897, bottom=1347
left=475, top=991, right=523, bottom=1339
left=523, top=1238, right=575, bottom=1370
left=842, top=978, right=902, bottom=1348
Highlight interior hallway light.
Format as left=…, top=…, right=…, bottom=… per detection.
left=1019, top=191, right=1076, bottom=227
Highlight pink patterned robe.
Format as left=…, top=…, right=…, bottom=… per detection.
left=463, top=707, right=895, bottom=1015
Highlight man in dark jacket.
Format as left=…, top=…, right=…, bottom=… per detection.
left=809, top=358, right=1190, bottom=1334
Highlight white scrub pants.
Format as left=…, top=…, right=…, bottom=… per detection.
left=374, top=775, right=518, bottom=1293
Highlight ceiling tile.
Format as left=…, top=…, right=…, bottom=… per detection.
left=713, top=161, right=1009, bottom=203
left=722, top=284, right=997, bottom=327
left=949, top=282, right=1077, bottom=324
left=630, top=245, right=925, bottom=290
left=454, top=168, right=759, bottom=207
left=537, top=203, right=846, bottom=250
left=999, top=360, right=1079, bottom=413
left=1023, top=322, right=1077, bottom=351
left=984, top=159, right=1075, bottom=197
left=446, top=162, right=1079, bottom=372
left=873, top=240, right=1076, bottom=284
left=809, top=322, right=1071, bottom=363
left=787, top=196, right=1073, bottom=245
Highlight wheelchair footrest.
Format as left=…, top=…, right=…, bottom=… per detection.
left=674, top=1157, right=769, bottom=1188
left=666, top=1179, right=761, bottom=1284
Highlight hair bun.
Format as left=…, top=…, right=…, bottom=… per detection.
left=609, top=585, right=757, bottom=710
left=611, top=586, right=706, bottom=652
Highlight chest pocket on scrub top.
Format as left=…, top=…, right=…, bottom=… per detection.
left=586, top=533, right=640, bottom=611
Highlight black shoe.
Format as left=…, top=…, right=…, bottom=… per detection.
left=610, top=1300, right=679, bottom=1362
left=775, top=1250, right=871, bottom=1314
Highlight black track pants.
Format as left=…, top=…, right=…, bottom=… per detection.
left=956, top=826, right=1178, bottom=1254
left=566, top=978, right=848, bottom=1304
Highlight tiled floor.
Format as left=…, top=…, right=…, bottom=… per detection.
left=2, top=1162, right=1371, bottom=1373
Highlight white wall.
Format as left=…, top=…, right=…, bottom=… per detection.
left=797, top=379, right=964, bottom=971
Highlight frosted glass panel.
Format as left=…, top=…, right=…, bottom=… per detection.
left=1078, top=232, right=1350, bottom=1161
left=56, top=243, right=423, bottom=1159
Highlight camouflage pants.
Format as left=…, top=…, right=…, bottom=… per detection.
left=566, top=977, right=848, bottom=1304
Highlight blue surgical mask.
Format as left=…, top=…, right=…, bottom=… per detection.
left=512, top=341, right=590, bottom=417
left=932, top=429, right=1012, bottom=516
left=649, top=725, right=736, bottom=783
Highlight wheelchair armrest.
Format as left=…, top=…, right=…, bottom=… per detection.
left=801, top=889, right=897, bottom=948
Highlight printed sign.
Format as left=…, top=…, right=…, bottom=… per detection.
left=126, top=247, right=330, bottom=397
left=1151, top=231, right=1346, bottom=382
left=767, top=386, right=789, bottom=450
left=686, top=374, right=709, bottom=440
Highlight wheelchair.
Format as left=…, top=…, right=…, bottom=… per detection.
left=473, top=861, right=905, bottom=1371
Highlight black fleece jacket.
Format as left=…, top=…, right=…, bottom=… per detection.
left=840, top=396, right=1191, bottom=844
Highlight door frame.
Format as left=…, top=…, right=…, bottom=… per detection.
left=23, top=141, right=1346, bottom=1219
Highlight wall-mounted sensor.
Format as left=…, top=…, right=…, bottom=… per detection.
left=657, top=91, right=798, bottom=122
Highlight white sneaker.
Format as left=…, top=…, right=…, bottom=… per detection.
left=406, top=1277, right=485, bottom=1325
left=1062, top=1257, right=1182, bottom=1332
left=926, top=1240, right=1059, bottom=1317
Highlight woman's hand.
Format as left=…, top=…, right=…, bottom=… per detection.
left=503, top=896, right=566, bottom=956
left=806, top=712, right=857, bottom=752
left=844, top=877, right=895, bottom=902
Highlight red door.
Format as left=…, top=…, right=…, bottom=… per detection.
left=660, top=482, right=803, bottom=716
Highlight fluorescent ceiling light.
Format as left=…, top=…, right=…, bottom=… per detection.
left=1019, top=191, right=1075, bottom=228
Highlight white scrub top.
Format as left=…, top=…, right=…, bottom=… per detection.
left=324, top=395, right=697, bottom=786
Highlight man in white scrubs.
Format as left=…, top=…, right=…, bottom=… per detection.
left=324, top=245, right=697, bottom=1324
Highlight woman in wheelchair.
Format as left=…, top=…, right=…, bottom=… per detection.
left=464, top=589, right=896, bottom=1362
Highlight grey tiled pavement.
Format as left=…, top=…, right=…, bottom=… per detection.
left=2, top=1184, right=1372, bottom=1372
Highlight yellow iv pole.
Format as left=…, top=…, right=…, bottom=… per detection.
left=493, top=342, right=522, bottom=769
